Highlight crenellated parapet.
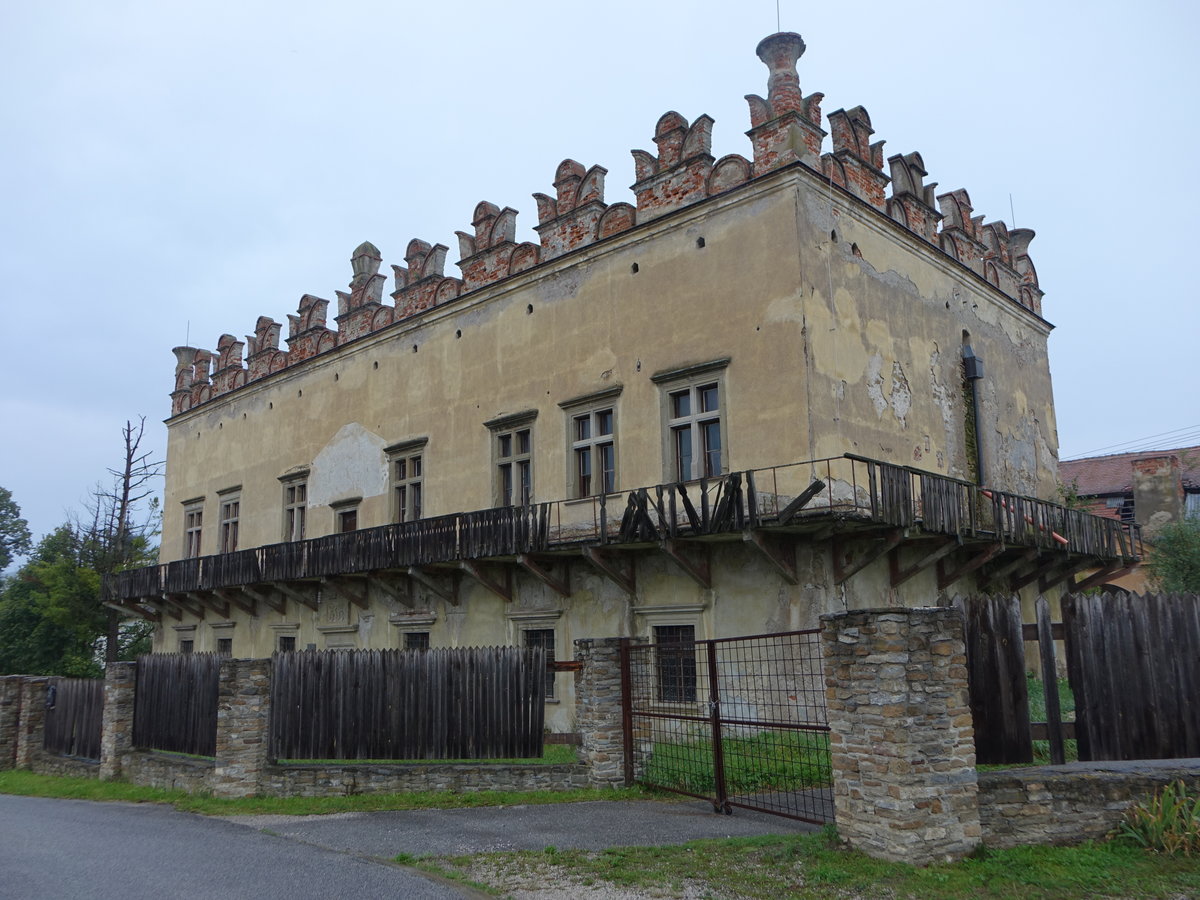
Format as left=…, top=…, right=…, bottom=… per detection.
left=534, top=160, right=610, bottom=260
left=170, top=32, right=1045, bottom=413
left=336, top=241, right=389, bottom=344
left=823, top=106, right=889, bottom=210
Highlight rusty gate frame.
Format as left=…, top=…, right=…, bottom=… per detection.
left=619, top=629, right=833, bottom=825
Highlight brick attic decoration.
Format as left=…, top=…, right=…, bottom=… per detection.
left=169, top=32, right=1043, bottom=416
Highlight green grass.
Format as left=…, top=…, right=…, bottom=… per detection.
left=419, top=826, right=1200, bottom=899
left=644, top=730, right=831, bottom=795
left=278, top=743, right=578, bottom=766
left=0, top=769, right=643, bottom=816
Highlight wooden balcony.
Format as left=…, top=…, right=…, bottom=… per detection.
left=103, top=454, right=1142, bottom=622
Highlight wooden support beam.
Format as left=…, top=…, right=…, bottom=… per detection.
left=936, top=542, right=1005, bottom=590
left=407, top=566, right=459, bottom=606
left=104, top=600, right=160, bottom=623
left=776, top=479, right=827, bottom=526
left=458, top=561, right=512, bottom=602
left=833, top=529, right=903, bottom=585
left=743, top=530, right=798, bottom=585
left=166, top=592, right=204, bottom=619
left=1069, top=563, right=1133, bottom=593
left=659, top=540, right=711, bottom=589
left=323, top=577, right=368, bottom=610
left=369, top=576, right=411, bottom=608
left=982, top=547, right=1039, bottom=587
left=273, top=581, right=319, bottom=611
left=243, top=585, right=284, bottom=615
left=216, top=588, right=256, bottom=617
left=581, top=547, right=636, bottom=596
left=149, top=594, right=183, bottom=621
left=889, top=537, right=959, bottom=588
left=189, top=592, right=230, bottom=619
left=517, top=554, right=572, bottom=598
left=1038, top=559, right=1092, bottom=594
left=1009, top=556, right=1063, bottom=592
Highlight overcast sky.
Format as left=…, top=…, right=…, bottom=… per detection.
left=1, top=0, right=1197, bottom=548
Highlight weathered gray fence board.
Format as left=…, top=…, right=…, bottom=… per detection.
left=269, top=646, right=544, bottom=761
left=43, top=677, right=104, bottom=761
left=133, top=653, right=220, bottom=757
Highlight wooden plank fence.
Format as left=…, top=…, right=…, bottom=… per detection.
left=269, top=646, right=546, bottom=761
left=43, top=677, right=104, bottom=761
left=133, top=653, right=220, bottom=757
left=959, top=592, right=1200, bottom=765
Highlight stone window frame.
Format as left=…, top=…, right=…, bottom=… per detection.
left=390, top=610, right=437, bottom=650
left=633, top=603, right=708, bottom=710
left=331, top=496, right=362, bottom=533
left=486, top=410, right=538, bottom=507
left=279, top=467, right=309, bottom=543
left=217, top=486, right=242, bottom=554
left=506, top=609, right=563, bottom=702
left=559, top=386, right=622, bottom=500
left=173, top=623, right=197, bottom=654
left=271, top=623, right=300, bottom=653
left=651, top=358, right=730, bottom=483
left=385, top=437, right=428, bottom=524
left=182, top=497, right=205, bottom=559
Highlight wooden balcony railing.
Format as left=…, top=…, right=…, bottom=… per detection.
left=103, top=454, right=1141, bottom=602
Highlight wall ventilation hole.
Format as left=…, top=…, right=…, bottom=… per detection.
left=945, top=301, right=951, bottom=309
left=269, top=402, right=273, bottom=410
left=456, top=329, right=462, bottom=339
left=631, top=262, right=639, bottom=274
left=218, top=422, right=223, bottom=429
left=830, top=230, right=837, bottom=242
left=851, top=242, right=861, bottom=258
left=373, top=360, right=379, bottom=369
left=242, top=412, right=247, bottom=419
left=412, top=344, right=418, bottom=353
left=297, top=389, right=302, bottom=398
left=334, top=372, right=339, bottom=382
left=526, top=304, right=533, bottom=315
left=696, top=237, right=706, bottom=248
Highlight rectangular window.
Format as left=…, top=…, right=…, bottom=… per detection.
left=278, top=635, right=297, bottom=653
left=654, top=360, right=729, bottom=484
left=669, top=383, right=722, bottom=481
left=216, top=637, right=233, bottom=656
left=219, top=495, right=240, bottom=553
left=183, top=502, right=204, bottom=558
left=523, top=628, right=557, bottom=699
left=496, top=426, right=533, bottom=505
left=283, top=480, right=307, bottom=542
left=390, top=450, right=424, bottom=523
left=338, top=508, right=358, bottom=532
left=571, top=408, right=616, bottom=498
left=403, top=631, right=430, bottom=650
left=179, top=639, right=194, bottom=655
left=655, top=624, right=697, bottom=703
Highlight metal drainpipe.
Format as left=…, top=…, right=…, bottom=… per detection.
left=963, top=344, right=986, bottom=485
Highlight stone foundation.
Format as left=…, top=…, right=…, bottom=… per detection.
left=979, top=759, right=1200, bottom=848
left=822, top=607, right=980, bottom=865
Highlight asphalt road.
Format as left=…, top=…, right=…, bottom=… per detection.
left=0, top=794, right=476, bottom=900
left=223, top=798, right=815, bottom=857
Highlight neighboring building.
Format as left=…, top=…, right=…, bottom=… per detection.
left=1059, top=447, right=1197, bottom=592
left=106, top=33, right=1136, bottom=731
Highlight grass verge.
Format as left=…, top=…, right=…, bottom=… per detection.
left=0, top=769, right=643, bottom=816
left=419, top=826, right=1200, bottom=900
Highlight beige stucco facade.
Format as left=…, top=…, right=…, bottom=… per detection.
left=145, top=34, right=1067, bottom=732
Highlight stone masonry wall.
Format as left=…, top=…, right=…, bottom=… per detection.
left=211, top=658, right=272, bottom=798
left=99, top=661, right=137, bottom=781
left=821, top=607, right=980, bottom=865
left=0, top=676, right=23, bottom=770
left=266, top=762, right=588, bottom=797
left=14, top=677, right=50, bottom=769
left=978, top=760, right=1200, bottom=849
left=574, top=637, right=639, bottom=786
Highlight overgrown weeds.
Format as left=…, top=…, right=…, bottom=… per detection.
left=1118, top=780, right=1200, bottom=857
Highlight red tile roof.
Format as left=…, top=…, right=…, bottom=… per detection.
left=1059, top=446, right=1200, bottom=496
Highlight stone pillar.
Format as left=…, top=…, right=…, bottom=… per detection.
left=821, top=607, right=980, bottom=865
left=211, top=658, right=272, bottom=798
left=575, top=637, right=646, bottom=787
left=100, top=661, right=137, bottom=780
left=14, top=677, right=51, bottom=768
left=0, top=676, right=26, bottom=770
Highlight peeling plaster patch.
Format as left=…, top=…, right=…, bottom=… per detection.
left=308, top=422, right=388, bottom=507
left=928, top=348, right=957, bottom=470
left=866, top=353, right=886, bottom=417
left=358, top=614, right=374, bottom=644
left=890, top=361, right=911, bottom=426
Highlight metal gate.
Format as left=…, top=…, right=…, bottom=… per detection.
left=620, top=629, right=832, bottom=824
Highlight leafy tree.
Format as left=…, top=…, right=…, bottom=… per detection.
left=1144, top=517, right=1200, bottom=593
left=0, top=486, right=32, bottom=572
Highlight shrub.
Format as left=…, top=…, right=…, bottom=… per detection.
left=1117, top=780, right=1200, bottom=856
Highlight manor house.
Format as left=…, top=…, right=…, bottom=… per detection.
left=105, top=33, right=1137, bottom=731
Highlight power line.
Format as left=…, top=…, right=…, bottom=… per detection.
left=1063, top=423, right=1200, bottom=460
